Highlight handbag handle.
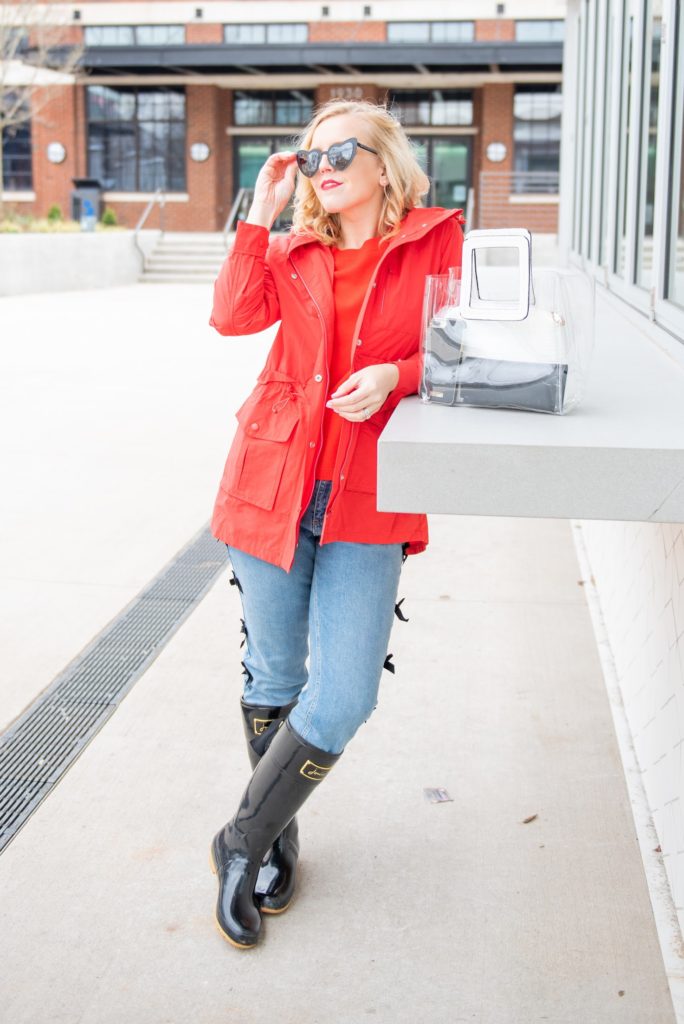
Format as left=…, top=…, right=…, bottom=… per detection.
left=459, top=228, right=532, bottom=323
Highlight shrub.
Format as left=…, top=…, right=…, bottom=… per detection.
left=101, top=206, right=118, bottom=226
left=47, top=203, right=63, bottom=223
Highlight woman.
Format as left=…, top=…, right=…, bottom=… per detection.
left=208, top=98, right=464, bottom=949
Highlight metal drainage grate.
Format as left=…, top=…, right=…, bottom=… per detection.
left=0, top=523, right=228, bottom=853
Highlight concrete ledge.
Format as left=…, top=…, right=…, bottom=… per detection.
left=378, top=302, right=684, bottom=524
left=0, top=230, right=161, bottom=296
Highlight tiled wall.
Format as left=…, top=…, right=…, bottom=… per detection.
left=578, top=520, right=684, bottom=921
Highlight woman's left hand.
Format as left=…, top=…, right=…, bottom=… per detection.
left=325, top=364, right=400, bottom=422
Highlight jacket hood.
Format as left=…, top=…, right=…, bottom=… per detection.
left=285, top=205, right=465, bottom=255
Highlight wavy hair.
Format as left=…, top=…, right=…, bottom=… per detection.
left=290, top=99, right=431, bottom=246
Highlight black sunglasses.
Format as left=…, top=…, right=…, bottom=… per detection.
left=295, top=137, right=379, bottom=178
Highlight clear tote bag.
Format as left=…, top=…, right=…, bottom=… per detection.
left=419, top=228, right=596, bottom=415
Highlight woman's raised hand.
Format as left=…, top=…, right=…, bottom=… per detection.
left=246, top=152, right=298, bottom=230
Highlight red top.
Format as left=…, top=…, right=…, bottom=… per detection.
left=315, top=235, right=383, bottom=480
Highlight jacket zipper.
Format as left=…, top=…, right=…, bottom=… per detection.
left=295, top=209, right=459, bottom=549
left=319, top=236, right=403, bottom=544
left=290, top=254, right=331, bottom=542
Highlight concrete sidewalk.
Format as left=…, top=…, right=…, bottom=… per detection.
left=0, top=282, right=677, bottom=1023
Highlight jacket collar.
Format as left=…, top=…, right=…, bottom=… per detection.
left=285, top=205, right=465, bottom=256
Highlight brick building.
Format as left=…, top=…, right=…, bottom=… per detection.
left=1, top=1, right=565, bottom=232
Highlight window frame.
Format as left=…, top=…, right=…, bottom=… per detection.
left=563, top=0, right=684, bottom=346
left=233, top=89, right=314, bottom=127
left=85, top=85, right=186, bottom=194
left=512, top=84, right=563, bottom=195
left=1, top=98, right=33, bottom=192
left=387, top=89, right=474, bottom=128
left=514, top=19, right=566, bottom=42
left=223, top=23, right=308, bottom=45
left=386, top=22, right=474, bottom=44
left=654, top=0, right=684, bottom=334
left=83, top=25, right=186, bottom=46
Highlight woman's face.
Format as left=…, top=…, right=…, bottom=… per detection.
left=307, top=113, right=387, bottom=217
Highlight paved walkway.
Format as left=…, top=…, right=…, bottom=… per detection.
left=0, top=281, right=678, bottom=1023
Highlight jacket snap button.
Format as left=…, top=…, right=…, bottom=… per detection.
left=291, top=272, right=298, bottom=279
left=314, top=373, right=323, bottom=382
left=309, top=441, right=316, bottom=447
left=340, top=474, right=344, bottom=480
left=250, top=422, right=259, bottom=430
left=356, top=338, right=362, bottom=346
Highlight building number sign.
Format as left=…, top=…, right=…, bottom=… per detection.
left=329, top=86, right=365, bottom=100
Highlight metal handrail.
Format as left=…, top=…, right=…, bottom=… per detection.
left=133, top=188, right=166, bottom=271
left=223, top=188, right=254, bottom=246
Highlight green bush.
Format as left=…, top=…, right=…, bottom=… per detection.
left=101, top=206, right=118, bottom=226
left=47, top=203, right=63, bottom=223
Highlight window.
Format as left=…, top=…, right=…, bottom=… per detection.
left=515, top=20, right=565, bottom=42
left=224, top=24, right=266, bottom=44
left=598, top=4, right=614, bottom=267
left=566, top=0, right=684, bottom=335
left=513, top=85, right=562, bottom=193
left=266, top=24, right=308, bottom=44
left=614, top=6, right=635, bottom=277
left=234, top=90, right=314, bottom=127
left=1, top=95, right=32, bottom=190
left=2, top=27, right=29, bottom=56
left=636, top=4, right=663, bottom=290
left=84, top=25, right=185, bottom=46
left=667, top=1, right=684, bottom=307
left=387, top=23, right=429, bottom=43
left=135, top=25, right=185, bottom=45
left=86, top=86, right=185, bottom=192
left=430, top=22, right=475, bottom=43
left=224, top=23, right=308, bottom=44
left=387, top=22, right=474, bottom=44
left=388, top=90, right=473, bottom=127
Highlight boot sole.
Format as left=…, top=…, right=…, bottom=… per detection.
left=260, top=898, right=292, bottom=915
left=208, top=842, right=257, bottom=950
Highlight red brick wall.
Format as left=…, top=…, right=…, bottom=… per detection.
left=480, top=83, right=514, bottom=175
left=309, top=22, right=386, bottom=43
left=475, top=19, right=516, bottom=42
left=27, top=24, right=83, bottom=46
left=186, top=23, right=223, bottom=44
left=29, top=84, right=82, bottom=218
left=315, top=83, right=382, bottom=106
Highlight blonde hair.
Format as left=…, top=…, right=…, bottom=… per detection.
left=290, top=99, right=431, bottom=246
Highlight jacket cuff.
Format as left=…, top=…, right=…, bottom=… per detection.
left=232, top=219, right=270, bottom=255
left=389, top=354, right=421, bottom=398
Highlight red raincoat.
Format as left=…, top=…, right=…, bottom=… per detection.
left=209, top=204, right=465, bottom=572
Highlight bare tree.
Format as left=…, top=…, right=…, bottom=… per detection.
left=1, top=1, right=86, bottom=218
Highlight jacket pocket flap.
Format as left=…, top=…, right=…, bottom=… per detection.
left=235, top=389, right=299, bottom=442
left=256, top=368, right=300, bottom=386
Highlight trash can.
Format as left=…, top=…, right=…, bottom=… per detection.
left=70, top=178, right=103, bottom=230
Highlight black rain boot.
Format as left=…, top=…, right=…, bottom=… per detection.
left=240, top=697, right=300, bottom=914
left=209, top=718, right=342, bottom=949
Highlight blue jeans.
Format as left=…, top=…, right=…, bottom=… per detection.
left=225, top=479, right=405, bottom=754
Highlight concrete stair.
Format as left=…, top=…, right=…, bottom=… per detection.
left=139, top=231, right=230, bottom=284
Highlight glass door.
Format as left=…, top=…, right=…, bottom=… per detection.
left=233, top=136, right=298, bottom=230
left=410, top=136, right=471, bottom=209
